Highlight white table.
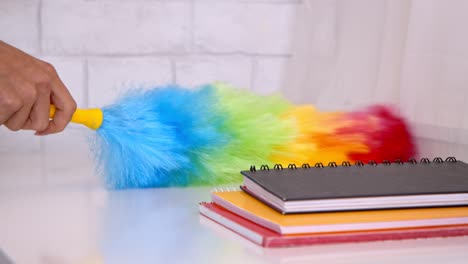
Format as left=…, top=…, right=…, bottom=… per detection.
left=1, top=185, right=468, bottom=264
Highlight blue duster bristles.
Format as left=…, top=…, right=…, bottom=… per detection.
left=95, top=85, right=228, bottom=189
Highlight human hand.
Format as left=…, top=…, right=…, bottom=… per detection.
left=0, top=41, right=76, bottom=135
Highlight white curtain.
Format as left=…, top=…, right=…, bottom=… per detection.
left=284, top=0, right=468, bottom=159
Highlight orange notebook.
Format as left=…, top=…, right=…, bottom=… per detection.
left=211, top=190, right=468, bottom=235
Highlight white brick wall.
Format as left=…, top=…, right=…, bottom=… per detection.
left=0, top=127, right=41, bottom=189
left=41, top=57, right=86, bottom=107
left=175, top=55, right=253, bottom=88
left=42, top=129, right=97, bottom=187
left=251, top=56, right=289, bottom=95
left=0, top=0, right=39, bottom=54
left=42, top=1, right=191, bottom=55
left=194, top=2, right=295, bottom=54
left=88, top=57, right=173, bottom=107
left=0, top=0, right=299, bottom=188
left=0, top=151, right=42, bottom=189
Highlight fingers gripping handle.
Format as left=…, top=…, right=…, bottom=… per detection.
left=49, top=105, right=103, bottom=130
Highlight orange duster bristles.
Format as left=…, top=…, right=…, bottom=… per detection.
left=272, top=105, right=416, bottom=165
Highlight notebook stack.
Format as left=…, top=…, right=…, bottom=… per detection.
left=199, top=157, right=468, bottom=247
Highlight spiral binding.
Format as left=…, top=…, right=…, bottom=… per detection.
left=248, top=157, right=457, bottom=172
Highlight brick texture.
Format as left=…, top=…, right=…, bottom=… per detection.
left=42, top=1, right=191, bottom=55
left=175, top=55, right=252, bottom=88
left=0, top=0, right=39, bottom=54
left=88, top=57, right=172, bottom=107
left=194, top=2, right=296, bottom=54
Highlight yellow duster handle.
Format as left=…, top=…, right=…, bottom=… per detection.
left=49, top=105, right=103, bottom=130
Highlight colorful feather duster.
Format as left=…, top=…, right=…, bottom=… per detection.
left=53, top=83, right=416, bottom=189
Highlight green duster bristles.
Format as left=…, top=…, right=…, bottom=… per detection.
left=194, top=83, right=295, bottom=184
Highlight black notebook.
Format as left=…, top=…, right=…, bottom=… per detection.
left=240, top=157, right=468, bottom=214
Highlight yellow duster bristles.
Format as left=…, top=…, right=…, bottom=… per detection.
left=271, top=106, right=369, bottom=165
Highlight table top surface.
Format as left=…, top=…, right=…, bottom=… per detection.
left=1, top=185, right=468, bottom=264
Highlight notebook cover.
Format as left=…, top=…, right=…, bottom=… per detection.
left=211, top=190, right=468, bottom=234
left=199, top=202, right=468, bottom=248
left=240, top=159, right=468, bottom=201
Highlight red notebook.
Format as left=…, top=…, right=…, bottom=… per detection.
left=199, top=202, right=468, bottom=248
